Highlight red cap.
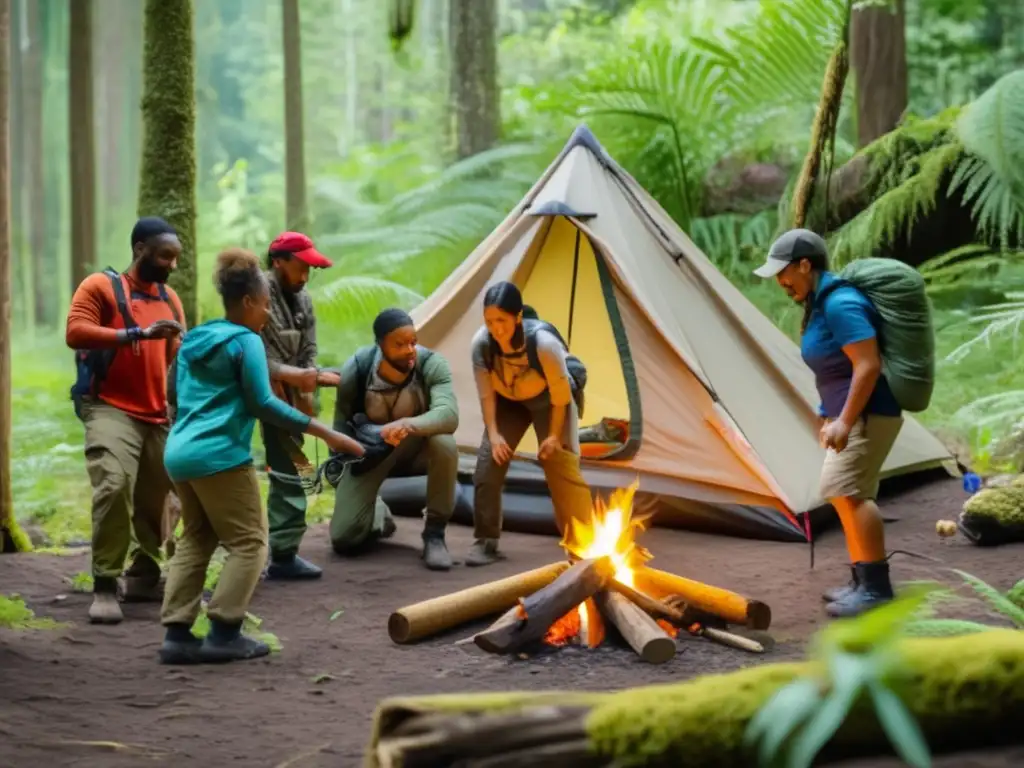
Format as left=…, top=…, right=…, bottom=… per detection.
left=269, top=231, right=333, bottom=268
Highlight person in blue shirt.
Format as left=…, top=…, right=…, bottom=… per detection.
left=159, top=248, right=364, bottom=665
left=754, top=229, right=903, bottom=618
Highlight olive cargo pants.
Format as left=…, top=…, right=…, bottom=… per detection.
left=161, top=465, right=267, bottom=627
left=473, top=393, right=592, bottom=540
left=82, top=402, right=172, bottom=583
left=330, top=434, right=458, bottom=552
left=261, top=423, right=309, bottom=559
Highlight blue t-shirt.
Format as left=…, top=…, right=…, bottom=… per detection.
left=800, top=272, right=901, bottom=419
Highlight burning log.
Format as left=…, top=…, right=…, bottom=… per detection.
left=607, top=580, right=684, bottom=623
left=634, top=566, right=772, bottom=630
left=388, top=561, right=570, bottom=644
left=594, top=590, right=676, bottom=664
left=474, top=557, right=615, bottom=655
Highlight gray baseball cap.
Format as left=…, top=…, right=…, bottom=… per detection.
left=753, top=228, right=828, bottom=278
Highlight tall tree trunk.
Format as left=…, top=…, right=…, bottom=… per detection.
left=0, top=0, right=28, bottom=553
left=68, top=0, right=96, bottom=291
left=23, top=0, right=45, bottom=327
left=448, top=0, right=499, bottom=160
left=138, top=0, right=197, bottom=325
left=281, top=0, right=307, bottom=231
left=849, top=0, right=908, bottom=148
left=9, top=0, right=25, bottom=329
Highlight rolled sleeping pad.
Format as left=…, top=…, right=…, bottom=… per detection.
left=379, top=476, right=561, bottom=536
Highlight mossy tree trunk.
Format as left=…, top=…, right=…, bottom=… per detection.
left=0, top=0, right=29, bottom=553
left=281, top=0, right=307, bottom=232
left=68, top=0, right=96, bottom=294
left=23, top=0, right=48, bottom=328
left=850, top=0, right=908, bottom=147
left=448, top=0, right=499, bottom=161
left=138, top=0, right=197, bottom=326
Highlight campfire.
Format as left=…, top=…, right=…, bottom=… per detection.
left=388, top=482, right=771, bottom=663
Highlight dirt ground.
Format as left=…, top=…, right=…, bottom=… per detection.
left=1, top=475, right=1021, bottom=767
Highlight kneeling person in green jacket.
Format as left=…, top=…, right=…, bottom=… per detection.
left=329, top=309, right=459, bottom=570
left=159, top=249, right=363, bottom=665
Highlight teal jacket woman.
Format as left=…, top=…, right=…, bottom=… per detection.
left=159, top=248, right=361, bottom=668
left=165, top=320, right=311, bottom=482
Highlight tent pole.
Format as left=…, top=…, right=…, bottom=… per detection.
left=567, top=226, right=581, bottom=347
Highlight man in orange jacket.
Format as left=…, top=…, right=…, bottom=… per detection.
left=66, top=217, right=186, bottom=624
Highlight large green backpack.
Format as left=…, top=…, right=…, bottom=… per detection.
left=819, top=258, right=935, bottom=413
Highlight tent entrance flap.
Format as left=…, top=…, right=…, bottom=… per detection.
left=519, top=216, right=634, bottom=459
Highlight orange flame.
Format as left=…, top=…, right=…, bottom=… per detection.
left=657, top=619, right=679, bottom=639
left=559, top=479, right=651, bottom=588
left=543, top=606, right=581, bottom=646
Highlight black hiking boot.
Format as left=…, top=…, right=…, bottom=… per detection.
left=821, top=565, right=859, bottom=603
left=198, top=619, right=271, bottom=664
left=421, top=524, right=453, bottom=571
left=825, top=560, right=895, bottom=618
left=266, top=553, right=322, bottom=581
left=158, top=623, right=203, bottom=665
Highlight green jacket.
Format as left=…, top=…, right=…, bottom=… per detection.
left=332, top=345, right=459, bottom=439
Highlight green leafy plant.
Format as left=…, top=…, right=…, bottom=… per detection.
left=745, top=585, right=941, bottom=768
left=0, top=594, right=64, bottom=630
left=907, top=570, right=1024, bottom=636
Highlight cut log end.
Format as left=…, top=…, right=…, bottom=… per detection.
left=387, top=613, right=413, bottom=644
left=746, top=601, right=771, bottom=631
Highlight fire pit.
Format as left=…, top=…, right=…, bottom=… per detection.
left=388, top=483, right=771, bottom=663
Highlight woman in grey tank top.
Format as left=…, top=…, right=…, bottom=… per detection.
left=464, top=281, right=593, bottom=566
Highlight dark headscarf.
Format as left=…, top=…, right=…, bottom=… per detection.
left=372, top=308, right=414, bottom=343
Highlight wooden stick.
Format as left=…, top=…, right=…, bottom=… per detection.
left=608, top=579, right=684, bottom=622
left=594, top=590, right=676, bottom=664
left=388, top=561, right=570, bottom=644
left=474, top=557, right=614, bottom=655
left=634, top=566, right=772, bottom=630
left=691, top=625, right=765, bottom=654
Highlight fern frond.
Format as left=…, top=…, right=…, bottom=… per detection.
left=950, top=68, right=1024, bottom=250
left=951, top=568, right=1024, bottom=627
left=312, top=275, right=425, bottom=332
left=830, top=142, right=963, bottom=266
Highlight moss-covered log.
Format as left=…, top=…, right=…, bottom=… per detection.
left=138, top=0, right=197, bottom=326
left=368, top=630, right=1024, bottom=768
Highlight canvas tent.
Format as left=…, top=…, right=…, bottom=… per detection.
left=380, top=124, right=956, bottom=542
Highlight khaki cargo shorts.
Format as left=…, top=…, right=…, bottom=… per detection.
left=819, top=414, right=904, bottom=501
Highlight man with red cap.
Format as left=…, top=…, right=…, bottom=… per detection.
left=260, top=232, right=340, bottom=580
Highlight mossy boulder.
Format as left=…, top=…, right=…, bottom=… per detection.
left=959, top=483, right=1024, bottom=545
left=367, top=630, right=1024, bottom=767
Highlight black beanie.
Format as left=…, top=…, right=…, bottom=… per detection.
left=373, top=308, right=414, bottom=343
left=131, top=216, right=177, bottom=248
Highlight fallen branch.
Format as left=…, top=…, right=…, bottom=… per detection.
left=634, top=566, right=771, bottom=629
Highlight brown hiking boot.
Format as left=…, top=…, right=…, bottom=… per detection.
left=122, top=576, right=165, bottom=603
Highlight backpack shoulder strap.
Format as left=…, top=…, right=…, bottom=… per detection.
left=104, top=268, right=138, bottom=330
left=351, top=345, right=377, bottom=412
left=157, top=282, right=182, bottom=324
left=523, top=319, right=567, bottom=373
